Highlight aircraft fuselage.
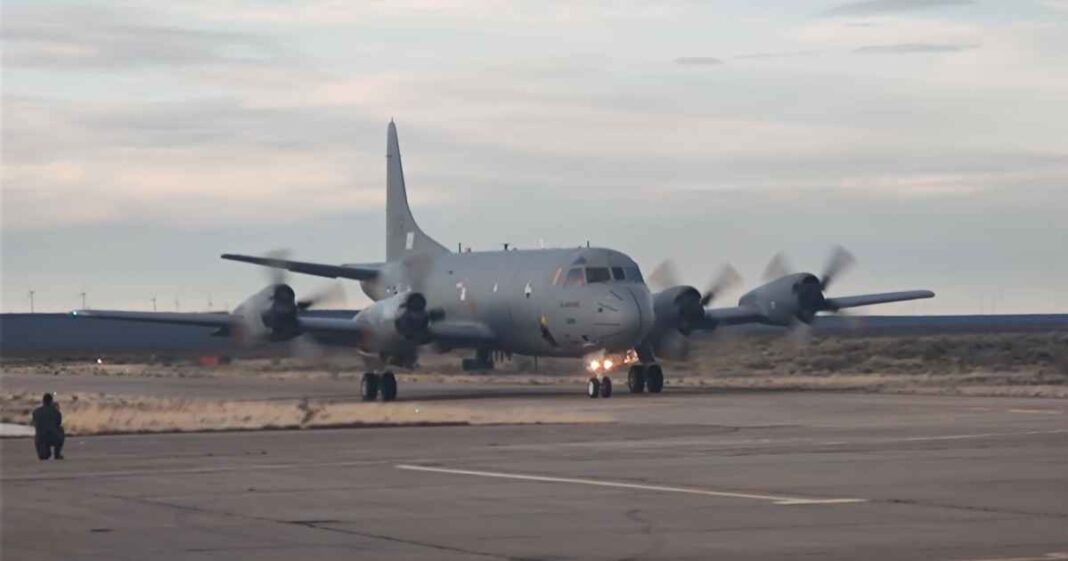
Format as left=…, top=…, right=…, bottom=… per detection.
left=362, top=247, right=655, bottom=358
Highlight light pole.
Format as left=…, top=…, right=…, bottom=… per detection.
left=151, top=296, right=157, bottom=312
left=28, top=290, right=35, bottom=313
left=79, top=292, right=87, bottom=309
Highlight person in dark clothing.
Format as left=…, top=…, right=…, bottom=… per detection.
left=31, top=393, right=65, bottom=460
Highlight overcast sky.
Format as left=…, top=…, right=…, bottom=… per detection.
left=3, top=0, right=1066, bottom=314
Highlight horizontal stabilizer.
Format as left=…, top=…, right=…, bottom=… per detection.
left=71, top=310, right=232, bottom=328
left=825, top=290, right=934, bottom=310
left=221, top=254, right=379, bottom=281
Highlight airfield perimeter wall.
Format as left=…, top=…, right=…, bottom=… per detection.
left=3, top=312, right=1068, bottom=359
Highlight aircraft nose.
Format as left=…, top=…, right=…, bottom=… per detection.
left=594, top=286, right=653, bottom=350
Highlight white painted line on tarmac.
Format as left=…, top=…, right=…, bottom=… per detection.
left=955, top=552, right=1068, bottom=561
left=897, top=429, right=1068, bottom=443
left=1007, top=409, right=1062, bottom=415
left=395, top=464, right=866, bottom=506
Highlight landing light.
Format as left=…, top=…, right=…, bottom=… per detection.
left=588, top=359, right=601, bottom=371
left=603, top=359, right=614, bottom=370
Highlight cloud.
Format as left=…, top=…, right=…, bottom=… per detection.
left=0, top=96, right=392, bottom=230
left=854, top=42, right=979, bottom=53
left=1041, top=0, right=1068, bottom=12
left=733, top=50, right=820, bottom=60
left=1, top=3, right=279, bottom=69
left=674, top=56, right=723, bottom=66
left=823, top=0, right=974, bottom=17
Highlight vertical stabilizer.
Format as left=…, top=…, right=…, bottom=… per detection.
left=386, top=121, right=449, bottom=261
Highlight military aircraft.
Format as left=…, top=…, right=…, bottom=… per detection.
left=74, top=122, right=934, bottom=401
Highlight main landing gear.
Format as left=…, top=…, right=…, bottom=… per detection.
left=626, top=364, right=664, bottom=394
left=361, top=371, right=398, bottom=402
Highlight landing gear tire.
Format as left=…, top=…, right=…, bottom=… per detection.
left=646, top=364, right=664, bottom=394
left=600, top=376, right=613, bottom=398
left=627, top=365, right=646, bottom=394
left=361, top=372, right=379, bottom=401
left=587, top=377, right=601, bottom=399
left=380, top=371, right=398, bottom=402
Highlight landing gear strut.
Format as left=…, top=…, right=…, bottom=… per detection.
left=627, top=365, right=645, bottom=394
left=361, top=371, right=398, bottom=402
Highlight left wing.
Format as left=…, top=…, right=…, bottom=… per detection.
left=71, top=310, right=231, bottom=328
left=72, top=310, right=365, bottom=337
left=825, top=290, right=935, bottom=310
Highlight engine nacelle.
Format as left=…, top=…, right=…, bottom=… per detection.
left=352, top=291, right=434, bottom=354
left=230, top=284, right=301, bottom=342
left=652, top=285, right=704, bottom=335
left=738, top=273, right=825, bottom=325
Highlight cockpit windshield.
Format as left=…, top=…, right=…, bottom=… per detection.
left=562, top=266, right=643, bottom=287
left=585, top=267, right=611, bottom=283
left=563, top=267, right=585, bottom=287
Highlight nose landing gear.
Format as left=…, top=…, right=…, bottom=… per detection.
left=587, top=376, right=613, bottom=398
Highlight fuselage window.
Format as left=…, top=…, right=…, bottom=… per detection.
left=564, top=267, right=586, bottom=287
left=586, top=267, right=611, bottom=283
left=624, top=266, right=643, bottom=283
left=611, top=267, right=625, bottom=281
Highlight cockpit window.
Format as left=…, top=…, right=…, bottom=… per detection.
left=564, top=267, right=586, bottom=287
left=586, top=267, right=611, bottom=283
left=611, top=267, right=625, bottom=281
left=624, top=266, right=643, bottom=282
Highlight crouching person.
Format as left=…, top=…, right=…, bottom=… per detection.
left=32, top=393, right=65, bottom=460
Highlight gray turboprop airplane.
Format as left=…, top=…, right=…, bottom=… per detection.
left=75, top=122, right=934, bottom=401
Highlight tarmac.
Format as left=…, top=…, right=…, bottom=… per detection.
left=2, top=378, right=1067, bottom=560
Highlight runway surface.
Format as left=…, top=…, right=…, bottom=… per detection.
left=3, top=386, right=1067, bottom=560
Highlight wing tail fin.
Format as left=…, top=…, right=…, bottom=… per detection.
left=387, top=121, right=449, bottom=261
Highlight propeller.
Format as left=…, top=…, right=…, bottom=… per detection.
left=647, top=259, right=743, bottom=360
left=820, top=245, right=855, bottom=291
left=399, top=252, right=446, bottom=323
left=297, top=282, right=346, bottom=310
left=649, top=260, right=743, bottom=308
left=237, top=249, right=349, bottom=361
left=762, top=252, right=792, bottom=282
left=259, top=249, right=347, bottom=310
left=758, top=245, right=860, bottom=330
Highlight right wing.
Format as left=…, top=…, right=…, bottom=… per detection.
left=221, top=254, right=380, bottom=281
